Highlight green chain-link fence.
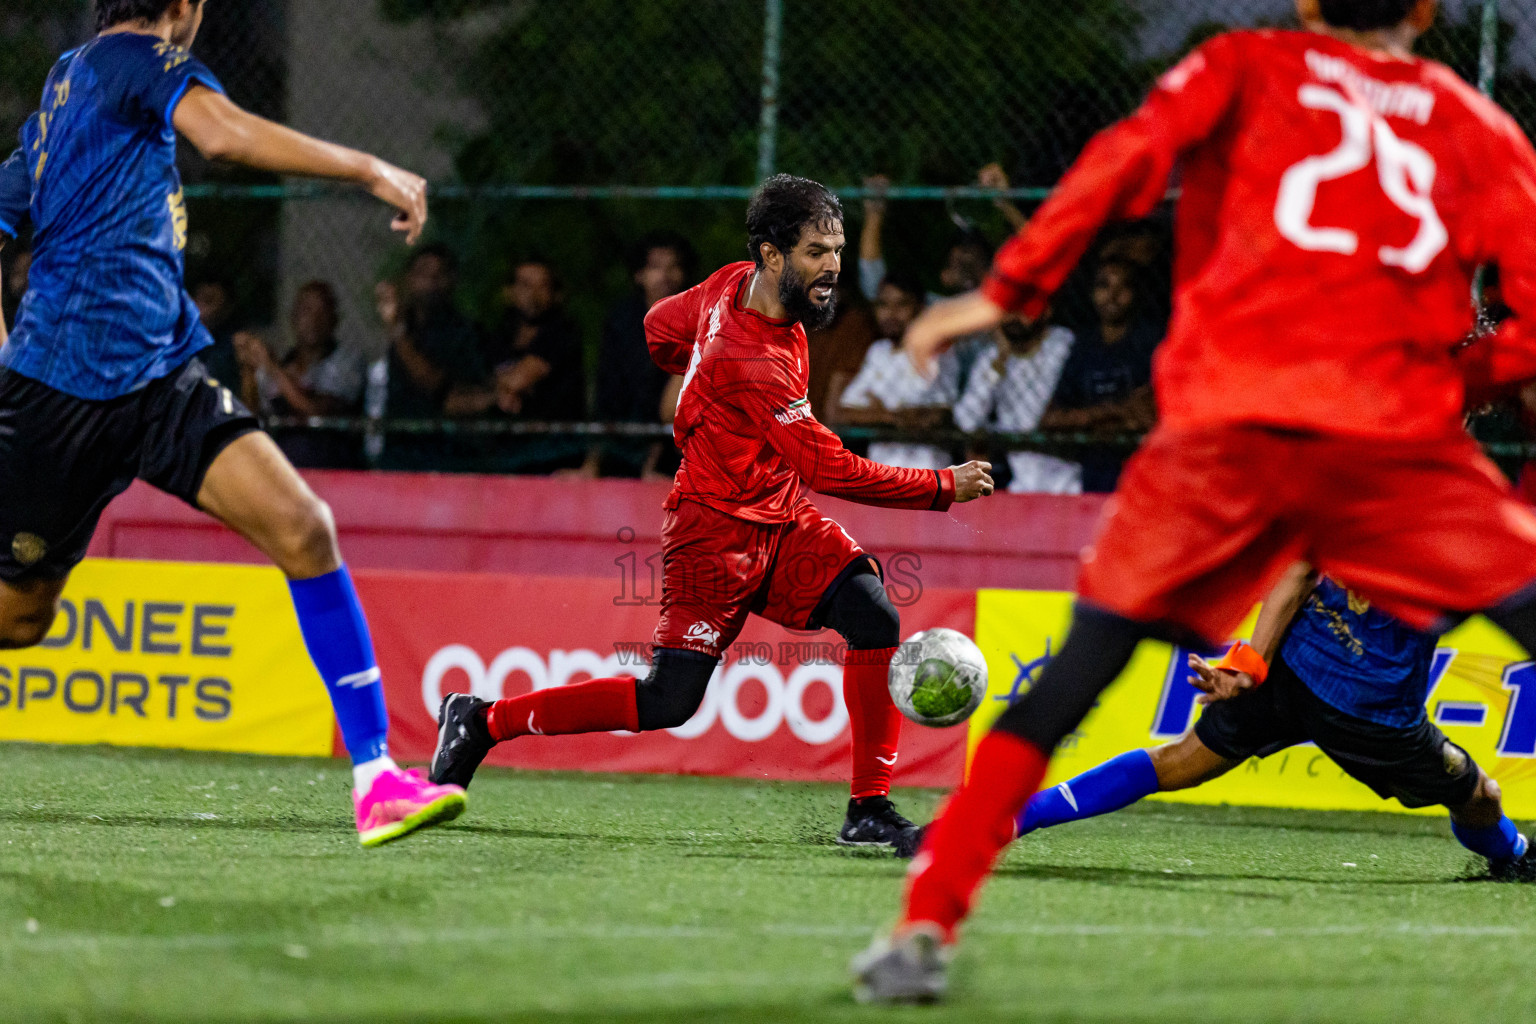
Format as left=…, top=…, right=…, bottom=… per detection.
left=1, top=1, right=1534, bottom=479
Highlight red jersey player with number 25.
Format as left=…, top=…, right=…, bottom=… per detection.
left=431, top=175, right=994, bottom=851
left=855, top=0, right=1536, bottom=1003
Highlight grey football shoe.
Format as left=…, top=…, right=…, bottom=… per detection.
left=850, top=925, right=952, bottom=1005
left=430, top=693, right=496, bottom=790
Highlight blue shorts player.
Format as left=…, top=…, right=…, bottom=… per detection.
left=999, top=562, right=1535, bottom=880
left=0, top=0, right=465, bottom=846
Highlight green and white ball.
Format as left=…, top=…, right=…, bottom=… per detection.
left=887, top=628, right=988, bottom=728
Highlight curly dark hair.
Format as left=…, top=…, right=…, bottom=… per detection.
left=879, top=270, right=927, bottom=305
left=1317, top=0, right=1418, bottom=30
left=745, top=174, right=843, bottom=268
left=96, top=0, right=202, bottom=31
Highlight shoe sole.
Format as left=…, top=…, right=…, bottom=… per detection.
left=836, top=837, right=896, bottom=849
left=852, top=981, right=944, bottom=1005
left=358, top=791, right=467, bottom=848
left=850, top=953, right=945, bottom=1004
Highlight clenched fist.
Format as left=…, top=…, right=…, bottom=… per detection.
left=950, top=461, right=995, bottom=503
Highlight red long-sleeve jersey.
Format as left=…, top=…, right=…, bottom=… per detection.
left=645, top=262, right=954, bottom=523
left=983, top=29, right=1536, bottom=441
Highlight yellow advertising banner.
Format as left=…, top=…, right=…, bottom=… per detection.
left=971, top=590, right=1536, bottom=819
left=0, top=559, right=333, bottom=757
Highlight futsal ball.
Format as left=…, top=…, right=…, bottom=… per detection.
left=887, top=628, right=988, bottom=728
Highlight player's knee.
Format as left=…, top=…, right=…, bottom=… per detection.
left=636, top=689, right=705, bottom=731
left=1149, top=736, right=1226, bottom=791
left=1148, top=742, right=1194, bottom=790
left=823, top=571, right=900, bottom=651
left=635, top=649, right=718, bottom=731
left=0, top=605, right=58, bottom=650
left=1450, top=769, right=1504, bottom=826
left=273, top=496, right=340, bottom=577
left=1470, top=773, right=1503, bottom=815
left=855, top=595, right=902, bottom=651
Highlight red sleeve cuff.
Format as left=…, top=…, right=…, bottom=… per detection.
left=930, top=469, right=956, bottom=511
left=981, top=272, right=1048, bottom=321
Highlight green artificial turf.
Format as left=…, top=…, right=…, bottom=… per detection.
left=1, top=742, right=1533, bottom=1023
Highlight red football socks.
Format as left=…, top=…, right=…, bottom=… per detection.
left=484, top=677, right=640, bottom=740
left=844, top=646, right=903, bottom=799
left=902, top=731, right=1050, bottom=940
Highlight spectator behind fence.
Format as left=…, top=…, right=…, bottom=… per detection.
left=835, top=273, right=959, bottom=472
left=858, top=175, right=991, bottom=303
left=805, top=267, right=878, bottom=421
left=374, top=244, right=486, bottom=470
left=2, top=242, right=30, bottom=330
left=379, top=243, right=486, bottom=419
left=858, top=172, right=993, bottom=379
left=976, top=162, right=1030, bottom=232
left=578, top=232, right=695, bottom=479
left=953, top=312, right=1081, bottom=494
left=822, top=271, right=924, bottom=423
left=480, top=258, right=586, bottom=421
left=191, top=274, right=238, bottom=387
left=596, top=232, right=693, bottom=423
left=1040, top=258, right=1161, bottom=491
left=234, top=281, right=364, bottom=469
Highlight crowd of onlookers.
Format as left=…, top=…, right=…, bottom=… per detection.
left=814, top=167, right=1165, bottom=494
left=0, top=166, right=1176, bottom=492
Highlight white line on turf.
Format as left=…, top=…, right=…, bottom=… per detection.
left=3, top=920, right=1531, bottom=953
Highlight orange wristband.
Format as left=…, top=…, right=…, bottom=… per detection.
left=1217, top=641, right=1269, bottom=685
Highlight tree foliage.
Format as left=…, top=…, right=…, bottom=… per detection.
left=382, top=0, right=1150, bottom=188
left=0, top=3, right=88, bottom=145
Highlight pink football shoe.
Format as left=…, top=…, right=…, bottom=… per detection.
left=353, top=766, right=466, bottom=848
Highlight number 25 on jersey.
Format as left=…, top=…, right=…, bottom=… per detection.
left=1275, top=84, right=1448, bottom=274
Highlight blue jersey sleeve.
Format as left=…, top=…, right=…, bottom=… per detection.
left=0, top=140, right=30, bottom=239
left=105, top=38, right=225, bottom=129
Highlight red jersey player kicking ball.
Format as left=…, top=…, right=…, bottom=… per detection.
left=854, top=0, right=1536, bottom=1003
left=431, top=174, right=995, bottom=853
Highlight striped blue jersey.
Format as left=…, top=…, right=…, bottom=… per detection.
left=0, top=32, right=224, bottom=399
left=1281, top=577, right=1439, bottom=728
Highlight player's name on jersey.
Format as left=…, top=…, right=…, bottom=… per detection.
left=1303, top=49, right=1435, bottom=124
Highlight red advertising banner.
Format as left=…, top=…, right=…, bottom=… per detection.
left=355, top=569, right=974, bottom=788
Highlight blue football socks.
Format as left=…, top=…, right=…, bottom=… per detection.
left=289, top=566, right=392, bottom=770
left=1017, top=748, right=1161, bottom=836
left=1451, top=816, right=1529, bottom=863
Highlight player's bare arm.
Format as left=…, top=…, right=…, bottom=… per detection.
left=172, top=86, right=427, bottom=244
left=904, top=291, right=1007, bottom=377
left=1189, top=562, right=1317, bottom=704
left=978, top=163, right=1030, bottom=232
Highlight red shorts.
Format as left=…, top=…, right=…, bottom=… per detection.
left=653, top=498, right=869, bottom=657
left=1079, top=426, right=1536, bottom=641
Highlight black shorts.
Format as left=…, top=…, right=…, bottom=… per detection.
left=0, top=359, right=259, bottom=583
left=1194, top=653, right=1480, bottom=810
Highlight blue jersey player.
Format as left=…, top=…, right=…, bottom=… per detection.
left=0, top=0, right=465, bottom=846
left=983, top=562, right=1535, bottom=879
